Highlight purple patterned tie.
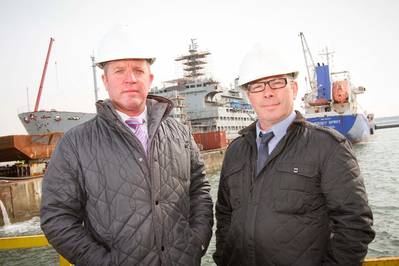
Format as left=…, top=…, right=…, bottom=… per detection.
left=125, top=118, right=148, bottom=153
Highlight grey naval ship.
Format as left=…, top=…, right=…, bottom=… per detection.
left=18, top=111, right=95, bottom=134
left=151, top=39, right=256, bottom=140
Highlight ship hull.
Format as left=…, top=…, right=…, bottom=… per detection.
left=18, top=111, right=96, bottom=135
left=305, top=112, right=370, bottom=143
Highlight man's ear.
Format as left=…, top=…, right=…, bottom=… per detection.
left=292, top=81, right=298, bottom=99
left=149, top=73, right=154, bottom=85
left=102, top=73, right=109, bottom=91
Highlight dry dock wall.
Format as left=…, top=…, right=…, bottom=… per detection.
left=0, top=177, right=42, bottom=225
left=201, top=148, right=226, bottom=174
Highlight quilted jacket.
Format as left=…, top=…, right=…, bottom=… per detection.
left=213, top=112, right=375, bottom=266
left=40, top=96, right=213, bottom=266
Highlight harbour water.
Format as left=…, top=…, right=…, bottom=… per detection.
left=0, top=127, right=398, bottom=265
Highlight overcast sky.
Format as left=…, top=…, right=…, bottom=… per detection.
left=1, top=0, right=398, bottom=136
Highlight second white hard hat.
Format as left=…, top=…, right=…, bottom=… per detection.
left=95, top=24, right=156, bottom=69
left=238, top=43, right=299, bottom=88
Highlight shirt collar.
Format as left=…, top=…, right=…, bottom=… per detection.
left=116, top=106, right=148, bottom=124
left=256, top=111, right=296, bottom=140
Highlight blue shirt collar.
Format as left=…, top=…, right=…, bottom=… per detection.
left=256, top=111, right=296, bottom=140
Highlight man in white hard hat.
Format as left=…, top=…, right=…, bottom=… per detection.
left=41, top=25, right=213, bottom=266
left=213, top=44, right=374, bottom=265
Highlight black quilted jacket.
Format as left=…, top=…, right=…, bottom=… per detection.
left=213, top=112, right=375, bottom=266
left=40, top=96, right=213, bottom=265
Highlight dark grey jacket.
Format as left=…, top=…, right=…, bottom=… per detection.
left=214, top=112, right=374, bottom=266
left=41, top=96, right=213, bottom=266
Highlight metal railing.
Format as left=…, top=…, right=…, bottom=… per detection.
left=1, top=234, right=399, bottom=265
left=0, top=235, right=72, bottom=266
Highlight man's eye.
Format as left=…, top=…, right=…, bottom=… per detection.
left=271, top=81, right=284, bottom=86
left=252, top=84, right=263, bottom=90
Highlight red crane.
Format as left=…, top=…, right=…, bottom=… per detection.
left=34, top=37, right=55, bottom=112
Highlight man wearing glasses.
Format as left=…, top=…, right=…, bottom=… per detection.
left=213, top=44, right=375, bottom=265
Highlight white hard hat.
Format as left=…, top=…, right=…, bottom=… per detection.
left=95, top=24, right=156, bottom=69
left=238, top=43, right=299, bottom=88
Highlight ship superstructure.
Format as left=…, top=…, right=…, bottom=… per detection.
left=299, top=32, right=370, bottom=143
left=151, top=39, right=256, bottom=140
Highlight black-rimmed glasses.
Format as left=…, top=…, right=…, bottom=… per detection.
left=247, top=77, right=289, bottom=93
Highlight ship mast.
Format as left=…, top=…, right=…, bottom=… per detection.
left=91, top=55, right=99, bottom=102
left=319, top=47, right=335, bottom=68
left=175, top=39, right=210, bottom=80
left=26, top=87, right=30, bottom=112
left=34, top=37, right=55, bottom=112
left=299, top=32, right=316, bottom=91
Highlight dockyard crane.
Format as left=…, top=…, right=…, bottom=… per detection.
left=34, top=38, right=54, bottom=112
left=299, top=32, right=316, bottom=92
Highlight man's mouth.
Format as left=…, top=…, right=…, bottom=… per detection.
left=263, top=103, right=279, bottom=108
left=123, top=89, right=139, bottom=93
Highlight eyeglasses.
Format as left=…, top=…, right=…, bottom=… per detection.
left=247, top=77, right=289, bottom=93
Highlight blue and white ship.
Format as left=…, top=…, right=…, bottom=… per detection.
left=299, top=33, right=370, bottom=143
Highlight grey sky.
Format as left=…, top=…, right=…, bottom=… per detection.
left=1, top=0, right=398, bottom=135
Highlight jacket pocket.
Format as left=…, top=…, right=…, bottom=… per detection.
left=223, top=162, right=246, bottom=210
left=276, top=162, right=318, bottom=192
left=273, top=162, right=319, bottom=214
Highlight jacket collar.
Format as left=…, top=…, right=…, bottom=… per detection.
left=95, top=95, right=174, bottom=137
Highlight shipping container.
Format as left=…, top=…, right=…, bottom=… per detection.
left=192, top=131, right=227, bottom=151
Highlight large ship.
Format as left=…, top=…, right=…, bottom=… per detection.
left=19, top=38, right=96, bottom=135
left=151, top=39, right=256, bottom=140
left=18, top=110, right=95, bottom=134
left=299, top=33, right=371, bottom=143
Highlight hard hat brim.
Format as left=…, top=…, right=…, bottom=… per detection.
left=95, top=57, right=156, bottom=69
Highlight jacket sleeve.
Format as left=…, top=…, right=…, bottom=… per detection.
left=188, top=134, right=214, bottom=255
left=213, top=166, right=232, bottom=265
left=321, top=139, right=375, bottom=265
left=40, top=135, right=111, bottom=266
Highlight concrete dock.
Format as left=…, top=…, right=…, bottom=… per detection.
left=0, top=177, right=42, bottom=225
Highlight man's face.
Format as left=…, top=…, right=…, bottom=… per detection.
left=246, top=74, right=298, bottom=130
left=102, top=59, right=153, bottom=116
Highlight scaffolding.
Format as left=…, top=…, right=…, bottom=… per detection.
left=175, top=39, right=210, bottom=79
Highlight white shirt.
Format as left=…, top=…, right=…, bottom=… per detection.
left=116, top=107, right=149, bottom=138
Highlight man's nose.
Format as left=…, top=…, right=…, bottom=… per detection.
left=125, top=71, right=137, bottom=82
left=262, top=85, right=275, bottom=97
